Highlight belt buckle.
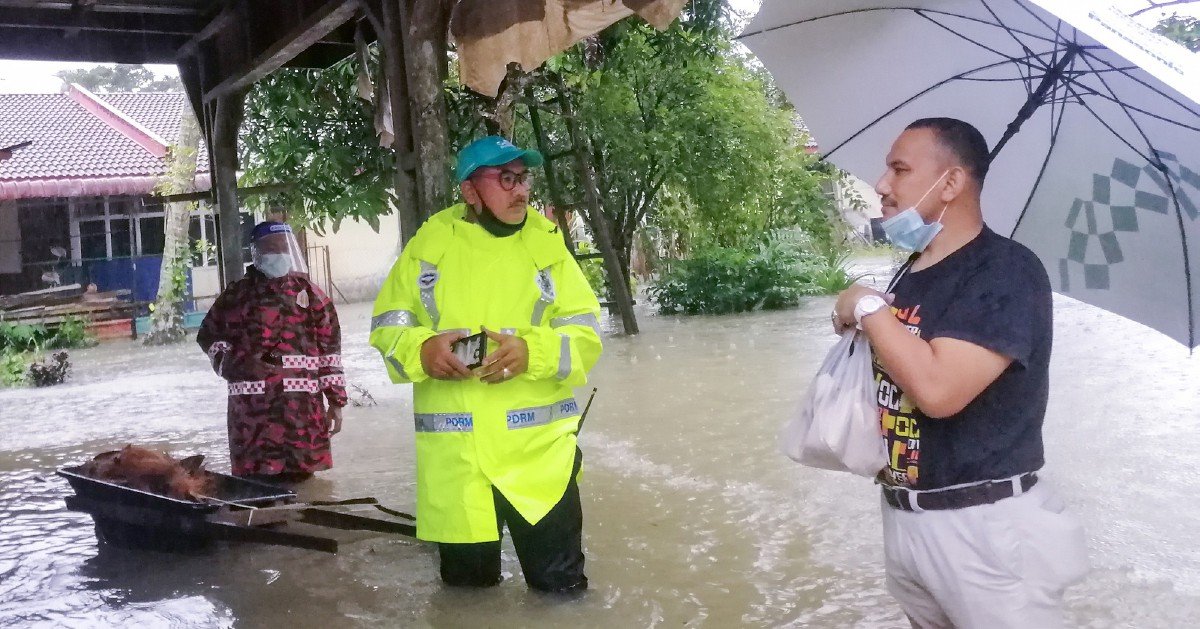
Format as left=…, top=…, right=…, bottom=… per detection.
left=883, top=486, right=923, bottom=512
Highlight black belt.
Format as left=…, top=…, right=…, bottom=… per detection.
left=881, top=473, right=1038, bottom=512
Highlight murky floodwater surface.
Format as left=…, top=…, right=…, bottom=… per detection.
left=1, top=259, right=1198, bottom=627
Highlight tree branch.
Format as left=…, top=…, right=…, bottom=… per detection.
left=1131, top=0, right=1200, bottom=17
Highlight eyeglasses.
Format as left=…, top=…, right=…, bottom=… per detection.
left=476, top=169, right=533, bottom=191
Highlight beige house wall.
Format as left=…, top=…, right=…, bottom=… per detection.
left=304, top=215, right=401, bottom=303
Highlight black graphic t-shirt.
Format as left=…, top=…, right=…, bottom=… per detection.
left=875, top=225, right=1052, bottom=490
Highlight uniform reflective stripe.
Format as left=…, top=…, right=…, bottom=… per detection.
left=506, top=397, right=580, bottom=430
left=282, top=355, right=319, bottom=370
left=229, top=380, right=266, bottom=395
left=551, top=313, right=600, bottom=335
left=319, top=374, right=346, bottom=388
left=555, top=333, right=571, bottom=380
left=531, top=268, right=555, bottom=326
left=419, top=261, right=441, bottom=329
left=372, top=309, right=417, bottom=331
left=415, top=412, right=474, bottom=432
left=385, top=355, right=409, bottom=380
left=317, top=354, right=342, bottom=368
left=283, top=378, right=320, bottom=393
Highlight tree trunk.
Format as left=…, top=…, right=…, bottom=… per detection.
left=405, top=0, right=453, bottom=218
left=375, top=0, right=421, bottom=249
left=143, top=109, right=201, bottom=345
left=526, top=85, right=576, bottom=254
left=555, top=75, right=638, bottom=335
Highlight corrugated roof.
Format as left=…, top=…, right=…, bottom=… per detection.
left=0, top=90, right=209, bottom=200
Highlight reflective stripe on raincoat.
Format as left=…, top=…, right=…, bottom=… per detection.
left=369, top=204, right=603, bottom=543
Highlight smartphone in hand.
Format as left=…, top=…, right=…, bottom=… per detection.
left=450, top=331, right=487, bottom=370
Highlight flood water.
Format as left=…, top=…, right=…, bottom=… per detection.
left=2, top=258, right=1199, bottom=628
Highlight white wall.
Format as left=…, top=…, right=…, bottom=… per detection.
left=305, top=215, right=401, bottom=303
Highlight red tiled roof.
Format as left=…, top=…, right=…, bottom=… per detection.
left=0, top=87, right=209, bottom=201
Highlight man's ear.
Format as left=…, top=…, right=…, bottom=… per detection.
left=940, top=166, right=967, bottom=204
left=461, top=179, right=480, bottom=206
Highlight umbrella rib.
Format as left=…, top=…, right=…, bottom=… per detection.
left=1064, top=83, right=1200, bottom=132
left=1061, top=82, right=1156, bottom=164
left=1075, top=49, right=1200, bottom=120
left=822, top=52, right=1047, bottom=161
left=738, top=7, right=1061, bottom=45
left=980, top=0, right=1040, bottom=66
left=913, top=9, right=1050, bottom=66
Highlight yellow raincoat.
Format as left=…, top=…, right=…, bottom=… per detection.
left=370, top=204, right=603, bottom=543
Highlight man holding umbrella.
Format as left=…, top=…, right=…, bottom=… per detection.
left=832, top=118, right=1088, bottom=628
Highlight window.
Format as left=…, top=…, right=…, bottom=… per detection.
left=139, top=215, right=166, bottom=256
left=79, top=220, right=106, bottom=260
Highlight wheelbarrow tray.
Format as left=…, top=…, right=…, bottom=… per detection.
left=57, top=465, right=298, bottom=552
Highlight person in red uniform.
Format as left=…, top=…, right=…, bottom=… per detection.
left=197, top=221, right=346, bottom=483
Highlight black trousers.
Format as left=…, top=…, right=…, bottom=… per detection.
left=438, top=449, right=586, bottom=593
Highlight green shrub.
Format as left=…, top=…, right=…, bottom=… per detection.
left=48, top=316, right=96, bottom=349
left=575, top=241, right=608, bottom=297
left=0, top=317, right=95, bottom=353
left=647, top=232, right=859, bottom=315
left=0, top=349, right=26, bottom=387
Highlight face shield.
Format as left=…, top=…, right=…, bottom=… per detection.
left=249, top=222, right=308, bottom=279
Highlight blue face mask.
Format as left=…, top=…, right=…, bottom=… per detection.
left=881, top=170, right=951, bottom=252
left=257, top=254, right=292, bottom=279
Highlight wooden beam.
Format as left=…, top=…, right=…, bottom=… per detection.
left=212, top=94, right=246, bottom=288
left=154, top=183, right=294, bottom=204
left=0, top=7, right=207, bottom=35
left=202, top=0, right=363, bottom=103
left=174, top=4, right=238, bottom=60
left=0, top=26, right=187, bottom=63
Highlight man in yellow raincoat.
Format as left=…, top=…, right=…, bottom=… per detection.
left=370, top=136, right=603, bottom=593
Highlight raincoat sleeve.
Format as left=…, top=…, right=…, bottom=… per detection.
left=313, top=289, right=348, bottom=408
left=196, top=285, right=239, bottom=380
left=370, top=249, right=439, bottom=384
left=521, top=257, right=603, bottom=387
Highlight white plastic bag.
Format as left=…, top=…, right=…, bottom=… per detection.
left=780, top=330, right=887, bottom=477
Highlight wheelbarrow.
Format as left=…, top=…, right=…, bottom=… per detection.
left=57, top=465, right=416, bottom=554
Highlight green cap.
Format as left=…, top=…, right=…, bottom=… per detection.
left=456, top=135, right=544, bottom=182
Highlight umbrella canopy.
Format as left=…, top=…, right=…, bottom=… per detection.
left=742, top=0, right=1200, bottom=348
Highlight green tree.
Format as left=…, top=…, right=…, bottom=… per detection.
left=504, top=16, right=835, bottom=287
left=1154, top=13, right=1200, bottom=52
left=56, top=64, right=182, bottom=92
left=239, top=55, right=395, bottom=232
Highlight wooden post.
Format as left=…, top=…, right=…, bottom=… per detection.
left=378, top=0, right=421, bottom=248
left=555, top=75, right=639, bottom=335
left=213, top=93, right=245, bottom=288
left=404, top=0, right=452, bottom=217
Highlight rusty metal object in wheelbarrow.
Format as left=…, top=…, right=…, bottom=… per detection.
left=58, top=460, right=417, bottom=554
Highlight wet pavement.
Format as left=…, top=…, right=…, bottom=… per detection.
left=1, top=257, right=1199, bottom=628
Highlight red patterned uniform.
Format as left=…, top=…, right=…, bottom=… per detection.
left=197, top=268, right=347, bottom=476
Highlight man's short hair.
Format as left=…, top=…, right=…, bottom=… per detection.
left=905, top=118, right=990, bottom=185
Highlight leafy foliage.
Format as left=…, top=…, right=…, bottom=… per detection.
left=240, top=54, right=394, bottom=233
left=0, top=318, right=95, bottom=353
left=55, top=64, right=182, bottom=92
left=508, top=16, right=838, bottom=295
left=1155, top=13, right=1200, bottom=52
left=647, top=231, right=856, bottom=315
left=0, top=350, right=25, bottom=387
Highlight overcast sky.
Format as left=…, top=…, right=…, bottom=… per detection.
left=0, top=0, right=1195, bottom=94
